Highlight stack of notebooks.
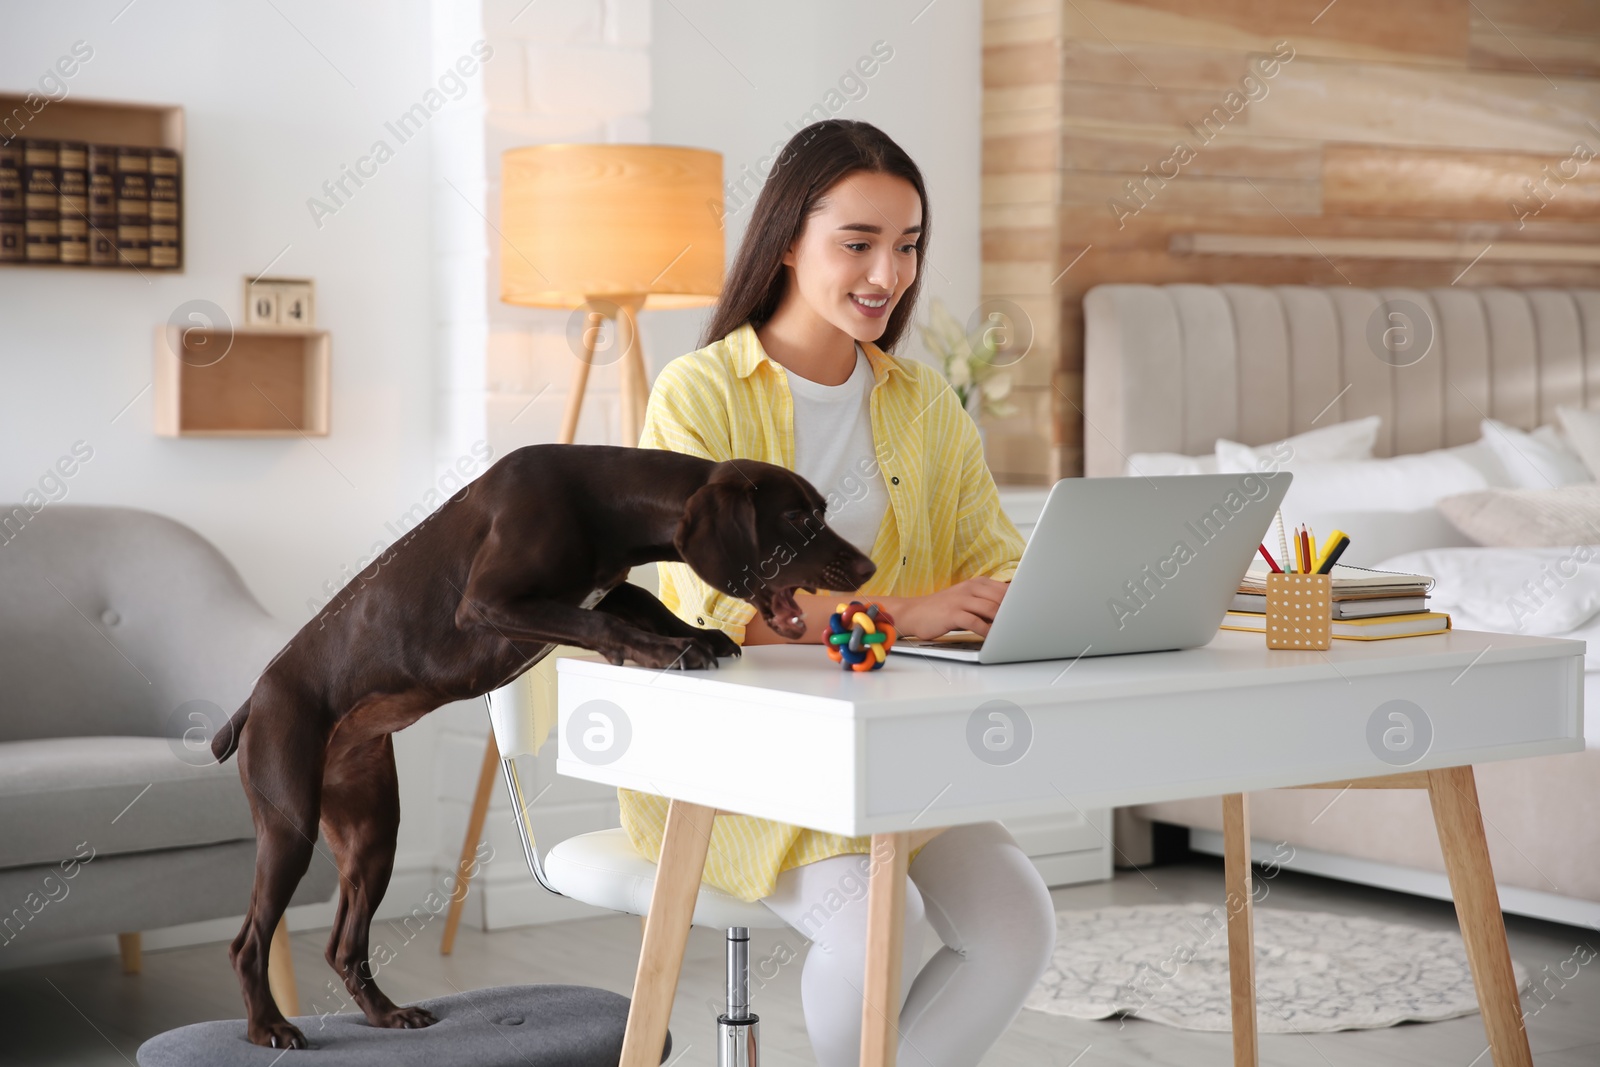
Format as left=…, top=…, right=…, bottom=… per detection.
left=1221, top=561, right=1452, bottom=640
left=0, top=139, right=181, bottom=269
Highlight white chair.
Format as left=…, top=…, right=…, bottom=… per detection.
left=484, top=671, right=782, bottom=1067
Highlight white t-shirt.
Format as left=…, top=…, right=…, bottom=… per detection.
left=783, top=343, right=889, bottom=556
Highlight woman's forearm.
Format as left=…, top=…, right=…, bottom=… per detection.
left=742, top=592, right=910, bottom=645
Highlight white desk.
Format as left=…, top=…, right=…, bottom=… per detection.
left=555, top=629, right=1584, bottom=1067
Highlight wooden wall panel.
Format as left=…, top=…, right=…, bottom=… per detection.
left=1062, top=131, right=1321, bottom=180
left=984, top=41, right=1060, bottom=87
left=981, top=0, right=1067, bottom=483
left=1057, top=0, right=1471, bottom=67
left=1249, top=60, right=1600, bottom=152
left=1060, top=39, right=1260, bottom=90
left=1112, top=0, right=1471, bottom=63
left=1468, top=1, right=1600, bottom=77
left=1324, top=145, right=1600, bottom=221
left=981, top=0, right=1600, bottom=483
left=1062, top=173, right=1321, bottom=216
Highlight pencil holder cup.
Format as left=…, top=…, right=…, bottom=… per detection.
left=1264, top=572, right=1332, bottom=650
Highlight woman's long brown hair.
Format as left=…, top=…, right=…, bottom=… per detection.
left=698, top=119, right=931, bottom=353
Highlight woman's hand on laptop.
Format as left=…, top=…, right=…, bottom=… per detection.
left=895, top=577, right=1009, bottom=639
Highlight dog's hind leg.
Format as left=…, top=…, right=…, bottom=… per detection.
left=229, top=682, right=327, bottom=1050
left=320, top=732, right=437, bottom=1030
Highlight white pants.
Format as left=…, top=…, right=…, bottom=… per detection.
left=759, top=821, right=1057, bottom=1067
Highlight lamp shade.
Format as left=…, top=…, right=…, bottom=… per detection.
left=499, top=144, right=724, bottom=310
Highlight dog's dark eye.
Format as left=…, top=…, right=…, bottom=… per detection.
left=781, top=509, right=803, bottom=522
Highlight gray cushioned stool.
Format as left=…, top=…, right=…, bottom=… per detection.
left=135, top=984, right=670, bottom=1066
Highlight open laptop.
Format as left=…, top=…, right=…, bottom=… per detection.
left=894, top=472, right=1293, bottom=664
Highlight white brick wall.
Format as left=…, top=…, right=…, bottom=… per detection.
left=433, top=0, right=655, bottom=931
left=480, top=0, right=652, bottom=456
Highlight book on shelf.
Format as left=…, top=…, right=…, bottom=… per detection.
left=115, top=145, right=149, bottom=267
left=87, top=144, right=117, bottom=266
left=0, top=141, right=21, bottom=263
left=3, top=139, right=181, bottom=270
left=55, top=141, right=88, bottom=265
left=147, top=147, right=179, bottom=268
left=1221, top=610, right=1452, bottom=640
left=22, top=139, right=59, bottom=263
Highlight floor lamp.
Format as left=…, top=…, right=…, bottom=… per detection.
left=441, top=144, right=724, bottom=953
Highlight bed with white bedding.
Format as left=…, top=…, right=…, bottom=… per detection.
left=1083, top=283, right=1600, bottom=927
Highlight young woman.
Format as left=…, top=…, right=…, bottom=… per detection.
left=621, top=119, right=1056, bottom=1066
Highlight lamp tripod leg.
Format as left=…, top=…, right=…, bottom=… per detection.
left=440, top=731, right=501, bottom=955
left=618, top=302, right=649, bottom=446
left=558, top=309, right=601, bottom=445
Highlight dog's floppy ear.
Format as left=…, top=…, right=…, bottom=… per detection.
left=674, top=476, right=761, bottom=594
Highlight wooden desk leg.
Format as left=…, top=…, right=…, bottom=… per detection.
left=267, top=915, right=300, bottom=1017
left=1221, top=793, right=1259, bottom=1067
left=861, top=831, right=910, bottom=1067
left=619, top=799, right=717, bottom=1067
left=117, top=932, right=141, bottom=975
left=1427, top=766, right=1533, bottom=1067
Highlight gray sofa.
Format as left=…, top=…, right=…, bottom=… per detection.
left=0, top=503, right=337, bottom=973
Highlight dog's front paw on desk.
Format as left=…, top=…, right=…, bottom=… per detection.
left=697, top=628, right=742, bottom=660
left=623, top=633, right=726, bottom=670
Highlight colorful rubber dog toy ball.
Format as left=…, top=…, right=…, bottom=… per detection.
left=825, top=600, right=896, bottom=671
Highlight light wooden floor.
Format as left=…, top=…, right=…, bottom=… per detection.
left=5, top=856, right=1599, bottom=1066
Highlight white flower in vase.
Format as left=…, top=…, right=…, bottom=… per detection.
left=917, top=298, right=1019, bottom=424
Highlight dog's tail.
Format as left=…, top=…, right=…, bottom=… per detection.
left=211, top=698, right=250, bottom=763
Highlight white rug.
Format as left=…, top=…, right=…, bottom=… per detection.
left=1025, top=903, right=1531, bottom=1033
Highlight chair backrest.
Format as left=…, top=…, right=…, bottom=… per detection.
left=0, top=503, right=290, bottom=742
left=487, top=671, right=548, bottom=758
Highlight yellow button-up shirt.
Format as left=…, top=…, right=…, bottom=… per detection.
left=619, top=322, right=1025, bottom=902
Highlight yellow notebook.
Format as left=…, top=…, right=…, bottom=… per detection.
left=1222, top=610, right=1451, bottom=641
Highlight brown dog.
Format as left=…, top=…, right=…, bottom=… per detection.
left=210, top=444, right=876, bottom=1049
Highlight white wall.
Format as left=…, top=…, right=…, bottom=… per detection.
left=646, top=0, right=984, bottom=377
left=477, top=1, right=985, bottom=453
left=478, top=0, right=653, bottom=457
left=0, top=0, right=988, bottom=955
left=431, top=0, right=654, bottom=932
left=429, top=1, right=987, bottom=929
left=0, top=0, right=449, bottom=950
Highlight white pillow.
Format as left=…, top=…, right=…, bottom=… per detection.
left=1215, top=438, right=1498, bottom=512
left=1437, top=485, right=1600, bottom=547
left=1215, top=415, right=1380, bottom=470
left=1123, top=451, right=1217, bottom=477
left=1449, top=436, right=1518, bottom=486
left=1556, top=406, right=1600, bottom=480
left=1122, top=415, right=1378, bottom=478
left=1478, top=418, right=1590, bottom=489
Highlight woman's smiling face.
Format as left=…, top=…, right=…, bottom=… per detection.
left=781, top=170, right=922, bottom=344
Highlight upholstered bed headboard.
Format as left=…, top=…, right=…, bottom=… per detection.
left=1081, top=285, right=1600, bottom=477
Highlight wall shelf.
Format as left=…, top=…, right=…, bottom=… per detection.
left=1, top=94, right=183, bottom=150
left=154, top=326, right=330, bottom=437
left=2, top=95, right=184, bottom=271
